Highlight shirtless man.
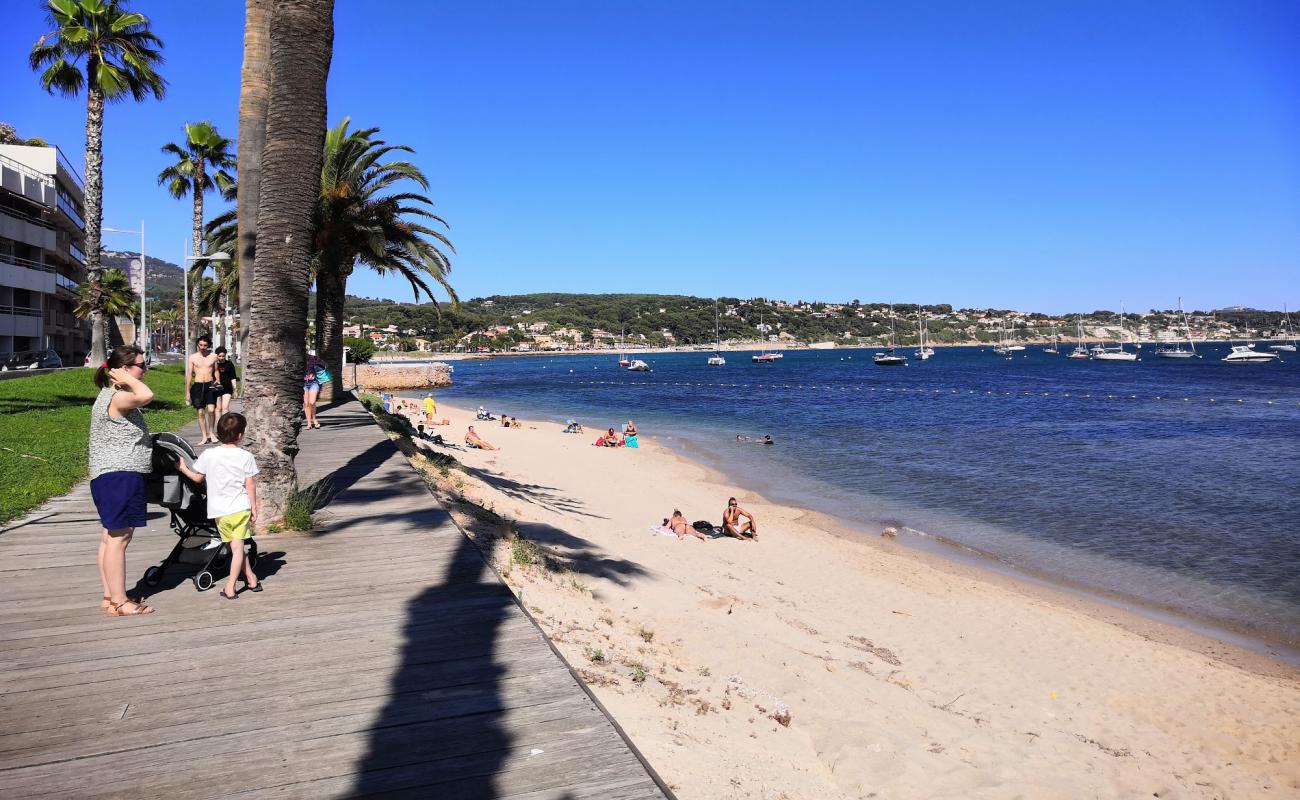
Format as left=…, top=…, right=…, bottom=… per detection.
left=722, top=497, right=758, bottom=541
left=185, top=335, right=219, bottom=444
left=464, top=425, right=497, bottom=451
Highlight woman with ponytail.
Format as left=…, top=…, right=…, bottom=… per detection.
left=90, top=345, right=157, bottom=616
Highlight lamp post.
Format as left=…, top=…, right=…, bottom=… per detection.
left=182, top=248, right=230, bottom=359
left=102, top=222, right=146, bottom=355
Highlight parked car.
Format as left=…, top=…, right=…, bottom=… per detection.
left=0, top=349, right=63, bottom=371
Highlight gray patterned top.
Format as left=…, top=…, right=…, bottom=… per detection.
left=88, top=387, right=153, bottom=479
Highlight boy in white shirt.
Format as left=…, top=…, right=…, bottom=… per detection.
left=176, top=412, right=261, bottom=600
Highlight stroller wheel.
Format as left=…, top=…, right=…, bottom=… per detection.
left=194, top=571, right=215, bottom=592
left=143, top=565, right=164, bottom=587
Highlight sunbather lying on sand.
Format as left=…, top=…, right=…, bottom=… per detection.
left=722, top=497, right=758, bottom=540
left=465, top=425, right=497, bottom=450
left=668, top=510, right=706, bottom=541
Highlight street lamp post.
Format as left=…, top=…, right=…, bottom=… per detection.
left=182, top=248, right=230, bottom=359
left=102, top=222, right=146, bottom=355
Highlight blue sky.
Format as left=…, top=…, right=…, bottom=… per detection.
left=2, top=0, right=1297, bottom=313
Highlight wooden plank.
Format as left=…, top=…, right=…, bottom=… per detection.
left=0, top=398, right=668, bottom=800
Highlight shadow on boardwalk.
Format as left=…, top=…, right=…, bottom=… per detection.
left=352, top=519, right=653, bottom=796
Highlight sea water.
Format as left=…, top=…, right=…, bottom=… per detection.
left=428, top=346, right=1300, bottom=648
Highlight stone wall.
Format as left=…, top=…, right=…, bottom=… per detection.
left=353, top=363, right=453, bottom=392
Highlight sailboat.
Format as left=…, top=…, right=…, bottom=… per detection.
left=873, top=304, right=908, bottom=366
left=1092, top=304, right=1139, bottom=361
left=1067, top=319, right=1091, bottom=359
left=1043, top=324, right=1059, bottom=354
left=916, top=312, right=934, bottom=360
left=707, top=300, right=726, bottom=365
left=1269, top=306, right=1297, bottom=352
left=617, top=327, right=631, bottom=368
left=752, top=309, right=780, bottom=363
left=1156, top=298, right=1199, bottom=358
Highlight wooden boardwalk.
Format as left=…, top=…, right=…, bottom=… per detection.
left=0, top=398, right=669, bottom=799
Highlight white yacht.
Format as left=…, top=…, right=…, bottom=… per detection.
left=1156, top=298, right=1199, bottom=358
left=1093, top=304, right=1139, bottom=361
left=626, top=359, right=651, bottom=371
left=1221, top=345, right=1279, bottom=364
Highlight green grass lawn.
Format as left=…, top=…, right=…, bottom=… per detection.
left=0, top=366, right=197, bottom=524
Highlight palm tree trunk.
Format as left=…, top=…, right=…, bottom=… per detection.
left=237, top=0, right=271, bottom=370
left=83, top=81, right=107, bottom=363
left=243, top=0, right=334, bottom=525
left=315, top=262, right=346, bottom=400
left=190, top=163, right=207, bottom=347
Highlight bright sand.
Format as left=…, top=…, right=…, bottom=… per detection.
left=406, top=401, right=1300, bottom=799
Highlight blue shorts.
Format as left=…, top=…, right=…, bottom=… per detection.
left=91, top=471, right=148, bottom=530
left=304, top=379, right=321, bottom=393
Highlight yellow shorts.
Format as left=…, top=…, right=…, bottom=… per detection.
left=216, top=510, right=253, bottom=542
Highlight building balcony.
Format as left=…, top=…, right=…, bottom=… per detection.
left=0, top=303, right=44, bottom=339
left=0, top=253, right=57, bottom=294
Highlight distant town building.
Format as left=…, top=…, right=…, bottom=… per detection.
left=0, top=143, right=89, bottom=362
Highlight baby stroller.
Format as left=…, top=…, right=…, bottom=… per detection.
left=142, top=432, right=258, bottom=592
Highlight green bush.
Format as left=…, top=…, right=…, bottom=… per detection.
left=344, top=336, right=374, bottom=363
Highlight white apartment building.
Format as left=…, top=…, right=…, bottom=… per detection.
left=0, top=144, right=89, bottom=361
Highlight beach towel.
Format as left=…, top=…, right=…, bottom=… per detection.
left=649, top=526, right=678, bottom=537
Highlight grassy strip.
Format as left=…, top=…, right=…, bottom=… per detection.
left=0, top=366, right=196, bottom=525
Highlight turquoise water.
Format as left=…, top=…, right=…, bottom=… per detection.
left=427, top=345, right=1300, bottom=647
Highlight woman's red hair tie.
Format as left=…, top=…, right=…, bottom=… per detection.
left=101, top=361, right=108, bottom=369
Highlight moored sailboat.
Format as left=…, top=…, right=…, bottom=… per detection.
left=1156, top=297, right=1199, bottom=358
left=1092, top=304, right=1139, bottom=362
left=873, top=304, right=908, bottom=366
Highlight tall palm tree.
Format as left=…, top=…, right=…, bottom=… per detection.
left=157, top=121, right=235, bottom=348
left=75, top=268, right=137, bottom=323
left=237, top=0, right=270, bottom=367
left=29, top=0, right=166, bottom=363
left=242, top=0, right=335, bottom=525
left=313, top=119, right=456, bottom=387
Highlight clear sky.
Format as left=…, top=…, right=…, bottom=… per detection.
left=2, top=1, right=1297, bottom=314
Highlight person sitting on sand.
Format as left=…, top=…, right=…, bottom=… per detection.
left=511, top=417, right=522, bottom=428
left=668, top=509, right=705, bottom=541
left=465, top=425, right=496, bottom=450
left=501, top=414, right=511, bottom=428
left=624, top=420, right=637, bottom=436
left=722, top=497, right=758, bottom=541
left=606, top=428, right=621, bottom=447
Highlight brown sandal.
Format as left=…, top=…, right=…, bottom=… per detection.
left=106, top=600, right=154, bottom=616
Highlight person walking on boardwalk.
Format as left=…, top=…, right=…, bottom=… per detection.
left=185, top=335, right=220, bottom=444
left=90, top=345, right=156, bottom=616
left=303, top=349, right=327, bottom=429
left=213, top=346, right=238, bottom=422
left=175, top=413, right=262, bottom=599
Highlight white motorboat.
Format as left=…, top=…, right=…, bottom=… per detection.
left=1092, top=304, right=1139, bottom=362
left=626, top=359, right=651, bottom=371
left=1156, top=297, right=1200, bottom=358
left=707, top=353, right=726, bottom=366
left=1221, top=345, right=1279, bottom=364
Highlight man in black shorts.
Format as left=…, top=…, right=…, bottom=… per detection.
left=185, top=335, right=220, bottom=444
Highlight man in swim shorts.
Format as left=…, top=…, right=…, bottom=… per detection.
left=185, top=335, right=220, bottom=444
left=722, top=497, right=759, bottom=541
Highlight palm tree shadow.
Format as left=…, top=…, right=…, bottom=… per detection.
left=350, top=514, right=655, bottom=795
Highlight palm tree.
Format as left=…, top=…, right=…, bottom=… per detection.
left=237, top=0, right=270, bottom=367
left=313, top=118, right=456, bottom=387
left=242, top=0, right=335, bottom=525
left=29, top=0, right=166, bottom=363
left=157, top=121, right=235, bottom=348
left=75, top=268, right=137, bottom=325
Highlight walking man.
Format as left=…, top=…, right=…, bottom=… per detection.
left=185, top=335, right=220, bottom=445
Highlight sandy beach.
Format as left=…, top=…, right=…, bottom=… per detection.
left=386, top=398, right=1300, bottom=799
